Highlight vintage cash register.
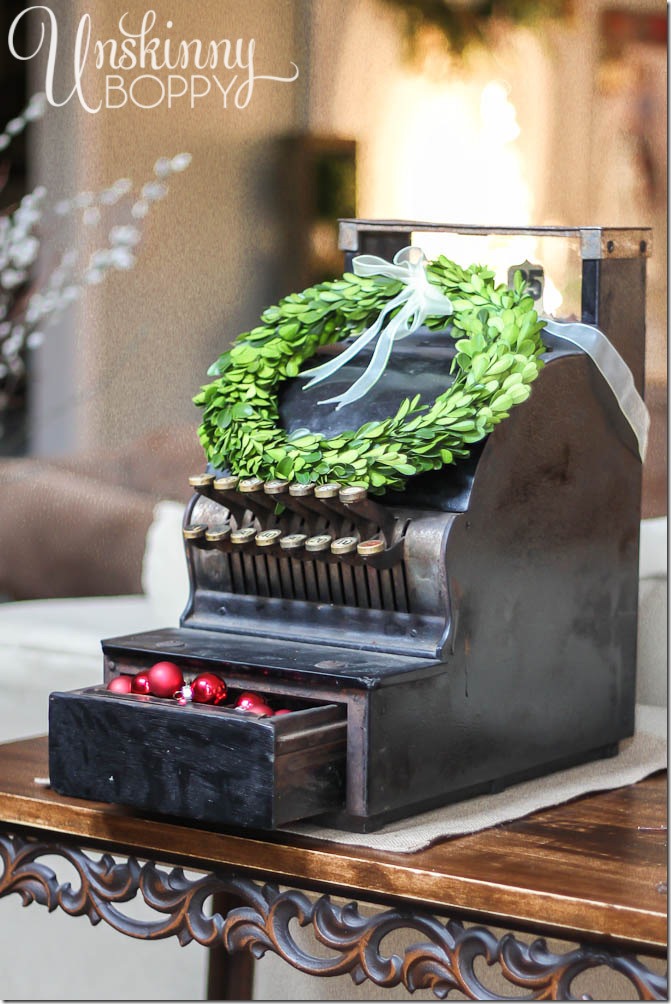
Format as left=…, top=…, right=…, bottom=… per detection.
left=49, top=221, right=650, bottom=833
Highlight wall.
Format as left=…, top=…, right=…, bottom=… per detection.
left=27, top=0, right=666, bottom=458
left=27, top=0, right=80, bottom=454
left=543, top=0, right=667, bottom=380
left=300, top=0, right=666, bottom=380
left=29, top=0, right=307, bottom=456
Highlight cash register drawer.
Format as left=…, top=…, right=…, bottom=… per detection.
left=49, top=686, right=347, bottom=829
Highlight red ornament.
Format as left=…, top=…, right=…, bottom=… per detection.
left=235, top=691, right=263, bottom=712
left=250, top=701, right=273, bottom=716
left=147, top=661, right=184, bottom=698
left=235, top=692, right=273, bottom=716
left=274, top=709, right=292, bottom=716
left=191, top=673, right=228, bottom=705
left=131, top=672, right=152, bottom=695
left=107, top=675, right=132, bottom=694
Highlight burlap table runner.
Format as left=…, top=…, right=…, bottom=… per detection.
left=287, top=703, right=667, bottom=852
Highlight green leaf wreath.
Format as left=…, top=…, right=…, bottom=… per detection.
left=194, top=257, right=546, bottom=494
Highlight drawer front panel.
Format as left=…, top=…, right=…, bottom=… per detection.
left=49, top=688, right=346, bottom=829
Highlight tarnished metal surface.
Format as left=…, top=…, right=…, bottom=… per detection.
left=77, top=221, right=648, bottom=831
left=339, top=219, right=652, bottom=260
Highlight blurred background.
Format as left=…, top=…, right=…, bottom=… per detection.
left=0, top=1, right=666, bottom=998
left=0, top=0, right=666, bottom=602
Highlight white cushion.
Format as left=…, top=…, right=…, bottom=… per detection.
left=639, top=515, right=667, bottom=579
left=0, top=595, right=153, bottom=740
left=0, top=595, right=154, bottom=658
left=0, top=502, right=188, bottom=741
left=141, top=500, right=190, bottom=625
left=636, top=517, right=668, bottom=708
left=0, top=501, right=189, bottom=742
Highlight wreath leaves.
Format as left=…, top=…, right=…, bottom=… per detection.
left=194, top=256, right=546, bottom=494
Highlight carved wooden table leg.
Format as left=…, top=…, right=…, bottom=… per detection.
left=206, top=892, right=255, bottom=1001
left=0, top=831, right=666, bottom=1001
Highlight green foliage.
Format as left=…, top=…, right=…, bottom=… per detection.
left=378, top=0, right=567, bottom=58
left=194, top=255, right=546, bottom=495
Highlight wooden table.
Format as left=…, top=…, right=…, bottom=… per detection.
left=0, top=737, right=666, bottom=1000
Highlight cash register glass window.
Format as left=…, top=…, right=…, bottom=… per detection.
left=411, top=231, right=583, bottom=321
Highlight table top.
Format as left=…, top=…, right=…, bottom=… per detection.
left=0, top=737, right=666, bottom=951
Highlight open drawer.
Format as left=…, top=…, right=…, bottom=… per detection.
left=49, top=686, right=347, bottom=829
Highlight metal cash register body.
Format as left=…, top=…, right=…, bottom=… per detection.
left=49, top=222, right=650, bottom=833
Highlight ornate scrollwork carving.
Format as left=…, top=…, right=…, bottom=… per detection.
left=0, top=832, right=666, bottom=1000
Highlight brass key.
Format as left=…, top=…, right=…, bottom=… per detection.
left=280, top=533, right=308, bottom=552
left=214, top=475, right=239, bottom=490
left=205, top=525, right=232, bottom=544
left=314, top=482, right=341, bottom=499
left=331, top=536, right=359, bottom=555
left=288, top=481, right=332, bottom=524
left=230, top=527, right=257, bottom=545
left=264, top=479, right=290, bottom=494
left=188, top=473, right=215, bottom=495
left=315, top=482, right=377, bottom=537
left=357, top=538, right=385, bottom=556
left=256, top=529, right=282, bottom=547
left=305, top=533, right=333, bottom=553
left=266, top=479, right=318, bottom=524
left=238, top=477, right=279, bottom=517
left=339, top=485, right=397, bottom=543
left=183, top=523, right=208, bottom=541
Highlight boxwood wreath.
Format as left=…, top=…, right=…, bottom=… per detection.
left=194, top=256, right=546, bottom=494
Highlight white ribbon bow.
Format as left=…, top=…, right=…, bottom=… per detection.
left=300, top=246, right=453, bottom=410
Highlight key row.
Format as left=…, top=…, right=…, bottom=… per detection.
left=188, top=473, right=397, bottom=542
left=183, top=523, right=386, bottom=556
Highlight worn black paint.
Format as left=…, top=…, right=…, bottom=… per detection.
left=48, top=223, right=645, bottom=832
left=49, top=689, right=346, bottom=829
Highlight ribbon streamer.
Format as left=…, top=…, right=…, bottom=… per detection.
left=300, top=246, right=453, bottom=410
left=542, top=318, right=649, bottom=461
